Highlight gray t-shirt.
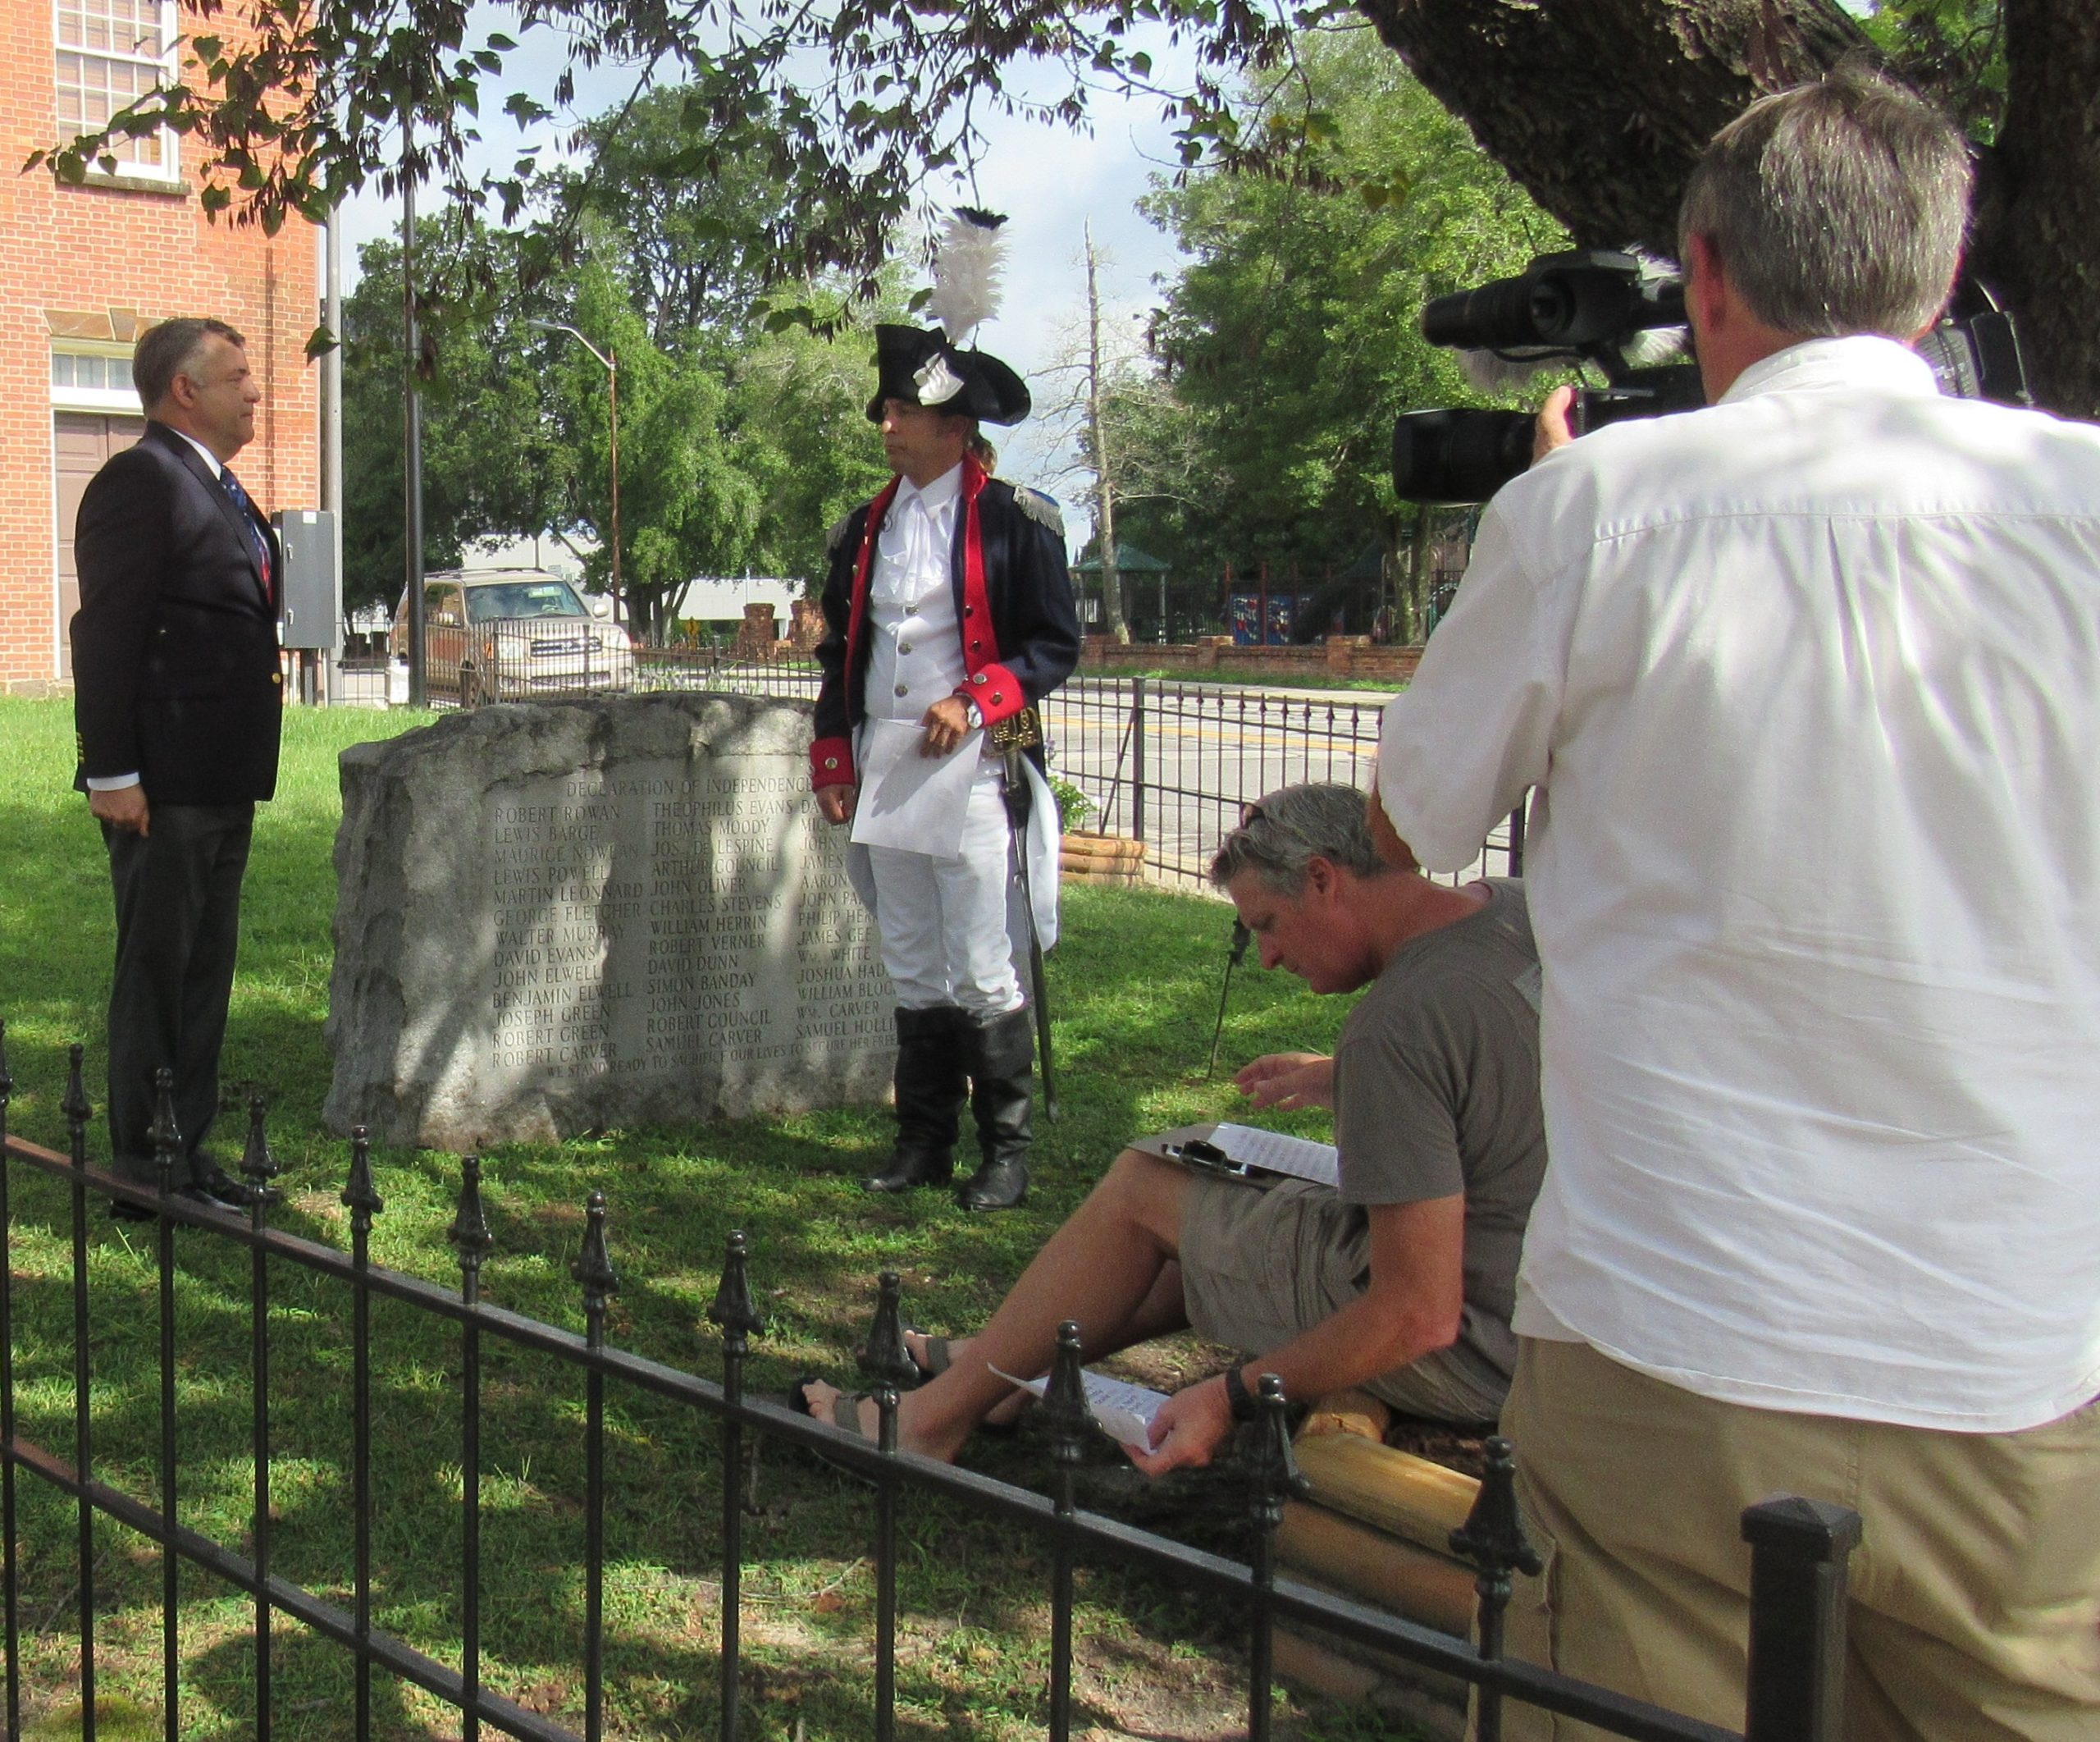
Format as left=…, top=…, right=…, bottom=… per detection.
left=1331, top=880, right=1545, bottom=1385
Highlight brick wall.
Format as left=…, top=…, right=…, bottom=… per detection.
left=0, top=6, right=319, bottom=689
left=1079, top=637, right=1423, bottom=686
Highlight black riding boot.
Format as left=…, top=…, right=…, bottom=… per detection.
left=864, top=1006, right=968, bottom=1193
left=956, top=1006, right=1035, bottom=1211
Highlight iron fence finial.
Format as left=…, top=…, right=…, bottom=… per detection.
left=447, top=1155, right=495, bottom=1286
left=1449, top=1432, right=1544, bottom=1666
left=240, top=1093, right=281, bottom=1210
left=1043, top=1319, right=1089, bottom=1469
left=341, top=1125, right=384, bottom=1227
left=147, top=1066, right=181, bottom=1189
left=1246, top=1374, right=1308, bottom=1529
left=572, top=1190, right=621, bottom=1315
left=856, top=1270, right=916, bottom=1390
left=706, top=1229, right=763, bottom=1347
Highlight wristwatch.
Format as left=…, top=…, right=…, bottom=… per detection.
left=1222, top=1364, right=1260, bottom=1424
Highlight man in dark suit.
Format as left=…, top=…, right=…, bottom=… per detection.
left=71, top=317, right=283, bottom=1210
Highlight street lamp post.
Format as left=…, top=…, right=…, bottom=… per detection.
left=402, top=117, right=427, bottom=707
left=530, top=320, right=623, bottom=634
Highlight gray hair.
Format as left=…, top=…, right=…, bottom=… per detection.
left=134, top=317, right=245, bottom=409
left=1678, top=62, right=1970, bottom=340
left=1208, top=783, right=1390, bottom=894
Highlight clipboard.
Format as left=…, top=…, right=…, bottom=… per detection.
left=1132, top=1122, right=1340, bottom=1189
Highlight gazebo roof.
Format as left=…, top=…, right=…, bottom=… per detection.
left=1073, top=540, right=1169, bottom=574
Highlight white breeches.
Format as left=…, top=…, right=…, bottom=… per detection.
left=865, top=765, right=1025, bottom=1014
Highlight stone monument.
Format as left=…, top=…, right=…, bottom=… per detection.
left=325, top=692, right=896, bottom=1149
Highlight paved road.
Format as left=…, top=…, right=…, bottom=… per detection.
left=1045, top=681, right=1393, bottom=889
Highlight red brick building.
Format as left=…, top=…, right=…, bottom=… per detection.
left=0, top=0, right=318, bottom=693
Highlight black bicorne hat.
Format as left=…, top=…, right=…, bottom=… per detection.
left=865, top=324, right=1031, bottom=427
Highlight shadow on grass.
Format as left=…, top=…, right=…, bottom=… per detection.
left=2, top=697, right=1367, bottom=1740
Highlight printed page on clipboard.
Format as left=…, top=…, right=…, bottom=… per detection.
left=1132, top=1122, right=1340, bottom=1189
left=991, top=1364, right=1171, bottom=1451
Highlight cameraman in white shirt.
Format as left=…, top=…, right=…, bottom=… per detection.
left=1378, top=65, right=2100, bottom=1740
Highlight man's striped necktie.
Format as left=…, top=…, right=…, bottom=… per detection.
left=217, top=466, right=273, bottom=602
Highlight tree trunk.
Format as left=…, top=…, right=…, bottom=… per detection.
left=1974, top=0, right=2100, bottom=414
left=1405, top=508, right=1429, bottom=645
left=1085, top=223, right=1134, bottom=646
left=1354, top=0, right=2099, bottom=417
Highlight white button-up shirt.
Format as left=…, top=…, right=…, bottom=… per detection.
left=865, top=464, right=969, bottom=723
left=1377, top=335, right=2100, bottom=1433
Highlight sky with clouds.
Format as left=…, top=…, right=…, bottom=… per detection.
left=332, top=9, right=1211, bottom=543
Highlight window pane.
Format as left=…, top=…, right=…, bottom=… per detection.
left=54, top=44, right=162, bottom=163
left=54, top=1, right=171, bottom=168
left=56, top=0, right=166, bottom=56
left=52, top=355, right=75, bottom=388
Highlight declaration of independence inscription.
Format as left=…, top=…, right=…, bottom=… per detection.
left=326, top=693, right=895, bottom=1149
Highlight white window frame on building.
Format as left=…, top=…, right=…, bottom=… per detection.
left=54, top=0, right=181, bottom=186
left=50, top=341, right=143, bottom=415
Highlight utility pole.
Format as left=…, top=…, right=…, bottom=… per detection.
left=1084, top=223, right=1132, bottom=646
left=527, top=321, right=623, bottom=635
left=402, top=115, right=427, bottom=708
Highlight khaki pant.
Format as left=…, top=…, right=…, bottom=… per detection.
left=1498, top=1337, right=2100, bottom=1742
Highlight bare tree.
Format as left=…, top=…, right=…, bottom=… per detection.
left=1082, top=224, right=1134, bottom=645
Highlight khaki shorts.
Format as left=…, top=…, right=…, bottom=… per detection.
left=1500, top=1337, right=2100, bottom=1742
left=1177, top=1174, right=1506, bottom=1424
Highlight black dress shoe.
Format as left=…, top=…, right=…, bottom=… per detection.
left=107, top=1183, right=233, bottom=1222
left=956, top=1159, right=1029, bottom=1212
left=188, top=1159, right=262, bottom=1209
left=862, top=1147, right=955, bottom=1195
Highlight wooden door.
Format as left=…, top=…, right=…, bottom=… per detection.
left=53, top=413, right=147, bottom=678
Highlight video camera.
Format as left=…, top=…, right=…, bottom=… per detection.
left=1391, top=249, right=2030, bottom=505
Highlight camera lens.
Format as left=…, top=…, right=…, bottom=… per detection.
left=1422, top=277, right=1546, bottom=350
left=1391, top=409, right=1537, bottom=505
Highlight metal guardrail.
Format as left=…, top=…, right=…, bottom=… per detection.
left=0, top=1031, right=1861, bottom=1742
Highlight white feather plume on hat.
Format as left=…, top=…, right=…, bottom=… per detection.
left=924, top=208, right=1008, bottom=348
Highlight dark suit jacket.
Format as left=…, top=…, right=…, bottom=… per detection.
left=71, top=421, right=283, bottom=805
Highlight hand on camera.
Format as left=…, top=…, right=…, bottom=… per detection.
left=1534, top=384, right=1581, bottom=462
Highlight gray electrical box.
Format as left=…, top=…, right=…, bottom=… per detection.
left=273, top=508, right=340, bottom=652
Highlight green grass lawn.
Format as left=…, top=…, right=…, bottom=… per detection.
left=0, top=697, right=1399, bottom=1742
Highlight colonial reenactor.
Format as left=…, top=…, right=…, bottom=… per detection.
left=810, top=211, right=1081, bottom=1212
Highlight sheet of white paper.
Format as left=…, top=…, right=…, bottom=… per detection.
left=1208, top=1123, right=1340, bottom=1186
left=992, top=1364, right=1172, bottom=1450
left=849, top=716, right=980, bottom=856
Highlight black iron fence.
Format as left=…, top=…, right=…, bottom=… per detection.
left=1035, top=675, right=1467, bottom=887
left=325, top=654, right=1463, bottom=889
left=635, top=647, right=825, bottom=703
left=626, top=663, right=1500, bottom=889
left=0, top=1028, right=1860, bottom=1742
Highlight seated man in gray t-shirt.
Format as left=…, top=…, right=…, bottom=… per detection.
left=796, top=782, right=1546, bottom=1474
